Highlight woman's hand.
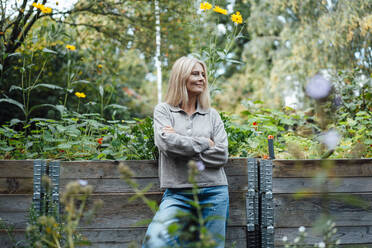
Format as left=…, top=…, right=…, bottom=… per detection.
left=163, top=126, right=176, bottom=133
left=209, top=139, right=215, bottom=147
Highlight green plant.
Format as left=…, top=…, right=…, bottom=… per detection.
left=25, top=177, right=102, bottom=248
left=190, top=1, right=245, bottom=91
left=281, top=220, right=340, bottom=248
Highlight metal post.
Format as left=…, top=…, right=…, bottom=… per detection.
left=268, top=136, right=275, bottom=159
left=260, top=159, right=274, bottom=248
left=246, top=158, right=260, bottom=247
left=49, top=160, right=60, bottom=218
left=33, top=160, right=42, bottom=216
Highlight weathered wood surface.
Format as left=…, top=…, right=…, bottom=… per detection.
left=274, top=193, right=372, bottom=227
left=0, top=160, right=33, bottom=178
left=275, top=226, right=372, bottom=246
left=60, top=175, right=248, bottom=193
left=80, top=226, right=247, bottom=248
left=0, top=178, right=33, bottom=194
left=0, top=226, right=248, bottom=248
left=272, top=159, right=372, bottom=247
left=0, top=195, right=32, bottom=229
left=59, top=158, right=248, bottom=179
left=74, top=192, right=247, bottom=229
left=273, top=177, right=372, bottom=193
left=0, top=160, right=34, bottom=194
left=273, top=159, right=372, bottom=178
left=2, top=158, right=372, bottom=247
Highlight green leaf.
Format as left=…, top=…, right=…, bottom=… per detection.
left=226, top=59, right=244, bottom=64
left=10, top=118, right=22, bottom=126
left=104, top=104, right=128, bottom=111
left=9, top=85, right=23, bottom=92
left=0, top=146, right=15, bottom=152
left=29, top=104, right=62, bottom=115
left=0, top=64, right=2, bottom=71
left=31, top=83, right=64, bottom=91
left=167, top=223, right=180, bottom=235
left=57, top=143, right=72, bottom=149
left=99, top=85, right=104, bottom=97
left=72, top=80, right=91, bottom=85
left=0, top=98, right=25, bottom=115
left=8, top=52, right=21, bottom=57
left=42, top=48, right=58, bottom=54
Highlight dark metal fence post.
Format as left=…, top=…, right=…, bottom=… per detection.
left=49, top=160, right=60, bottom=219
left=246, top=158, right=260, bottom=247
left=260, top=159, right=274, bottom=248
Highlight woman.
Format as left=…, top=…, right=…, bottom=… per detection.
left=143, top=56, right=229, bottom=248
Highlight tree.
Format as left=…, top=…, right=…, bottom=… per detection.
left=215, top=0, right=371, bottom=111
left=0, top=0, right=198, bottom=123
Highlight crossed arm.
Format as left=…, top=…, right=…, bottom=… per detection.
left=154, top=104, right=228, bottom=168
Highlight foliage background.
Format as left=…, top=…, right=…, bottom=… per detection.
left=0, top=0, right=371, bottom=159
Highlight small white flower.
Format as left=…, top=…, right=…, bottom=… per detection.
left=78, top=179, right=88, bottom=186
left=196, top=161, right=205, bottom=171
left=318, top=129, right=341, bottom=150
left=335, top=239, right=340, bottom=245
left=299, top=226, right=306, bottom=233
left=282, top=236, right=288, bottom=242
left=294, top=237, right=300, bottom=243
left=306, top=74, right=332, bottom=99
left=318, top=241, right=326, bottom=248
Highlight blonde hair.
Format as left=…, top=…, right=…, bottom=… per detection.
left=165, top=56, right=211, bottom=109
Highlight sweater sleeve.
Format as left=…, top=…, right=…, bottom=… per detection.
left=154, top=104, right=210, bottom=157
left=199, top=109, right=229, bottom=168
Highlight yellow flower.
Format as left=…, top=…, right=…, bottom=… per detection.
left=213, top=6, right=228, bottom=15
left=75, top=92, right=86, bottom=98
left=32, top=2, right=52, bottom=13
left=200, top=2, right=212, bottom=11
left=66, top=45, right=76, bottom=51
left=97, top=64, right=103, bottom=69
left=41, top=6, right=52, bottom=14
left=231, top=11, right=243, bottom=24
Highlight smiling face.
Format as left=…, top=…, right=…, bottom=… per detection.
left=186, top=63, right=206, bottom=97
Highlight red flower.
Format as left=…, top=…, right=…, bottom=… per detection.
left=252, top=122, right=258, bottom=126
left=268, top=135, right=274, bottom=139
left=59, top=150, right=65, bottom=153
left=97, top=137, right=103, bottom=144
left=262, top=155, right=269, bottom=159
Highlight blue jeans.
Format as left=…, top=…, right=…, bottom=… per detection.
left=142, top=185, right=229, bottom=248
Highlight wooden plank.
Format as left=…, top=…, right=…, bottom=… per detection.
left=60, top=175, right=248, bottom=194
left=0, top=178, right=33, bottom=194
left=0, top=160, right=33, bottom=178
left=0, top=230, right=26, bottom=248
left=273, top=177, right=372, bottom=194
left=79, top=226, right=247, bottom=248
left=0, top=195, right=32, bottom=229
left=275, top=226, right=372, bottom=246
left=72, top=191, right=246, bottom=229
left=0, top=212, right=29, bottom=229
left=273, top=159, right=372, bottom=178
left=274, top=193, right=372, bottom=227
left=0, top=227, right=247, bottom=248
left=60, top=158, right=247, bottom=179
left=0, top=195, right=32, bottom=212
